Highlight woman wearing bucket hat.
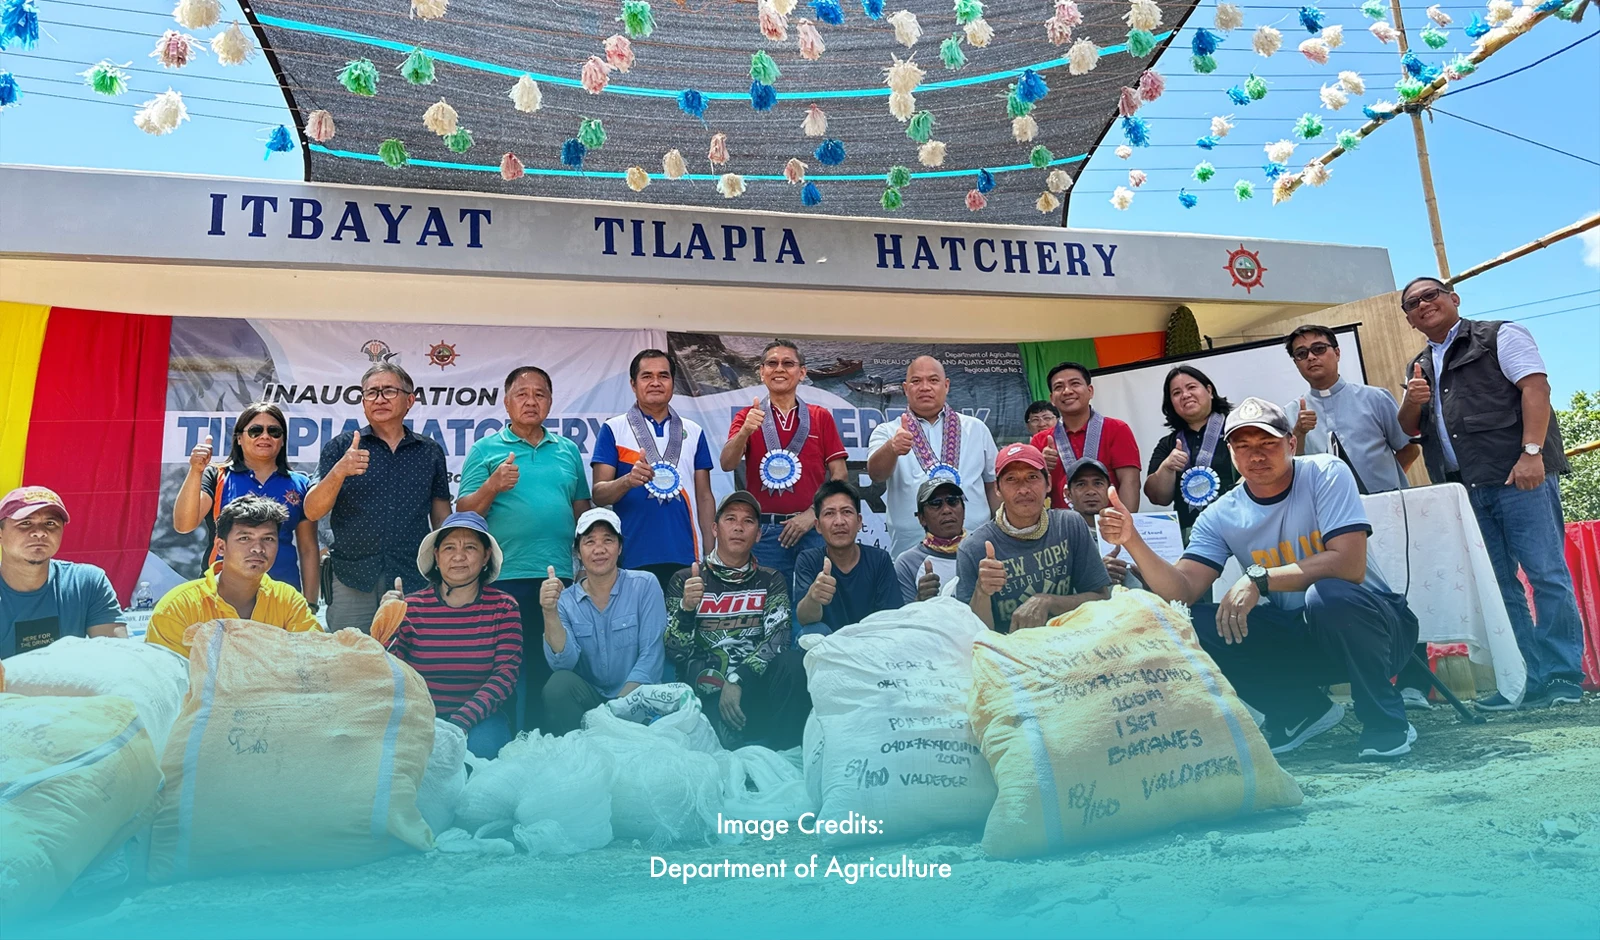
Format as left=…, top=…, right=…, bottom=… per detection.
left=382, top=511, right=523, bottom=758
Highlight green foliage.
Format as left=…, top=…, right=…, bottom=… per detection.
left=1557, top=390, right=1600, bottom=523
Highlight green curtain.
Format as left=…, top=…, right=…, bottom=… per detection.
left=1017, top=339, right=1099, bottom=403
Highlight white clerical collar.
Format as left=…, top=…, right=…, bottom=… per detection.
left=1313, top=378, right=1346, bottom=398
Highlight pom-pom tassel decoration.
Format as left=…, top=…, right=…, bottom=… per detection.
left=1421, top=25, right=1449, bottom=49
left=1363, top=99, right=1398, bottom=120
left=940, top=34, right=966, bottom=69
left=1126, top=29, right=1156, bottom=57
left=1299, top=38, right=1329, bottom=65
left=1302, top=159, right=1330, bottom=186
left=888, top=90, right=916, bottom=121
left=1360, top=0, right=1385, bottom=18
left=1191, top=54, right=1217, bottom=73
left=1121, top=115, right=1151, bottom=147
left=305, top=108, right=335, bottom=142
left=81, top=60, right=131, bottom=96
left=578, top=118, right=606, bottom=149
left=1138, top=69, right=1165, bottom=101
left=953, top=0, right=984, bottom=25
left=663, top=149, right=687, bottom=178
left=798, top=20, right=825, bottom=59
left=1272, top=176, right=1297, bottom=205
left=151, top=31, right=200, bottom=69
left=811, top=0, right=844, bottom=25
left=1046, top=6, right=1076, bottom=44
left=444, top=127, right=474, bottom=154
left=1007, top=85, right=1034, bottom=118
left=1395, top=76, right=1426, bottom=102
left=1048, top=168, right=1073, bottom=193
left=785, top=158, right=807, bottom=183
left=750, top=80, right=777, bottom=111
left=886, top=165, right=913, bottom=188
left=173, top=0, right=221, bottom=30
left=1253, top=25, right=1281, bottom=56
left=1193, top=161, right=1216, bottom=182
left=1486, top=0, right=1512, bottom=26
left=338, top=58, right=379, bottom=96
left=906, top=109, right=934, bottom=143
left=133, top=88, right=188, bottom=135
left=1234, top=179, right=1254, bottom=201
left=1125, top=0, right=1162, bottom=32
left=1012, top=115, right=1038, bottom=143
left=1128, top=169, right=1147, bottom=188
left=759, top=0, right=789, bottom=40
left=1320, top=83, right=1348, bottom=110
left=976, top=168, right=996, bottom=193
left=627, top=167, right=651, bottom=192
left=1322, top=23, right=1344, bottom=48
left=889, top=9, right=921, bottom=47
left=1427, top=5, right=1452, bottom=26
left=1297, top=4, right=1323, bottom=33
left=1029, top=144, right=1053, bottom=168
left=918, top=140, right=947, bottom=167
left=802, top=103, right=828, bottom=137
left=400, top=47, right=436, bottom=85
left=863, top=0, right=883, bottom=20
left=965, top=189, right=987, bottom=211
left=802, top=181, right=823, bottom=206
left=0, top=70, right=19, bottom=108
left=561, top=138, right=587, bottom=169
left=1264, top=139, right=1296, bottom=163
left=1402, top=51, right=1442, bottom=82
left=1245, top=72, right=1268, bottom=99
left=423, top=99, right=458, bottom=136
left=708, top=132, right=730, bottom=167
left=1053, top=0, right=1084, bottom=28
left=718, top=174, right=747, bottom=198
left=885, top=54, right=925, bottom=93
left=378, top=138, right=408, bottom=169
left=1465, top=12, right=1489, bottom=38
left=1196, top=134, right=1221, bottom=149
left=1444, top=54, right=1477, bottom=81
left=1068, top=38, right=1099, bottom=74
left=678, top=88, right=707, bottom=121
left=605, top=35, right=635, bottom=72
left=1116, top=144, right=1133, bottom=158
left=881, top=188, right=904, bottom=210
left=500, top=153, right=525, bottom=181
left=1369, top=21, right=1398, bottom=43
left=511, top=75, right=543, bottom=113
left=814, top=137, right=846, bottom=165
left=964, top=17, right=994, bottom=47
left=582, top=56, right=612, bottom=94
left=1211, top=114, right=1233, bottom=136
left=619, top=0, right=656, bottom=38
left=212, top=21, right=255, bottom=65
left=1262, top=161, right=1288, bottom=180
left=2, top=0, right=39, bottom=49
left=1338, top=70, right=1365, bottom=95
left=1215, top=2, right=1243, bottom=30
left=1191, top=27, right=1222, bottom=56
left=1038, top=190, right=1062, bottom=213
left=1108, top=187, right=1132, bottom=210
left=1178, top=189, right=1199, bottom=208
left=751, top=49, right=782, bottom=84
left=411, top=0, right=447, bottom=17
left=1336, top=128, right=1361, bottom=150
left=1119, top=86, right=1141, bottom=117
left=1016, top=69, right=1049, bottom=103
left=1227, top=85, right=1250, bottom=105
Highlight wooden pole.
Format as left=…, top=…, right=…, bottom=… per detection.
left=1449, top=212, right=1600, bottom=286
left=1391, top=0, right=1451, bottom=279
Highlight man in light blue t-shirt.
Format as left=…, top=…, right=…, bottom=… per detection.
left=1099, top=398, right=1420, bottom=763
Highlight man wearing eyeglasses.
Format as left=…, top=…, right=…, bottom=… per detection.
left=721, top=340, right=848, bottom=589
left=305, top=362, right=452, bottom=634
left=1395, top=277, right=1583, bottom=712
left=1024, top=400, right=1059, bottom=436
left=1, top=487, right=123, bottom=659
left=1282, top=325, right=1420, bottom=497
left=893, top=479, right=967, bottom=604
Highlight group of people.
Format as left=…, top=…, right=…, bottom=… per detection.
left=0, top=281, right=1586, bottom=763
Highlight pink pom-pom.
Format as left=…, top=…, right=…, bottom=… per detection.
left=500, top=152, right=525, bottom=181
left=965, top=189, right=987, bottom=211
left=708, top=132, right=730, bottom=166
left=1045, top=14, right=1073, bottom=44
left=1055, top=1, right=1083, bottom=28
left=604, top=35, right=635, bottom=73
left=1129, top=169, right=1147, bottom=188
left=581, top=55, right=612, bottom=94
left=760, top=1, right=789, bottom=41
left=784, top=157, right=806, bottom=184
left=304, top=109, right=336, bottom=143
left=1138, top=69, right=1165, bottom=102
left=1369, top=21, right=1397, bottom=44
left=1299, top=38, right=1330, bottom=65
left=1118, top=86, right=1141, bottom=117
left=797, top=19, right=825, bottom=60
left=152, top=31, right=199, bottom=69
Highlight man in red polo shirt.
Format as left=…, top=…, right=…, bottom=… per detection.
left=1029, top=361, right=1142, bottom=512
left=721, top=339, right=849, bottom=590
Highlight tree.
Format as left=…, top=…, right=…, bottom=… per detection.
left=1557, top=390, right=1600, bottom=523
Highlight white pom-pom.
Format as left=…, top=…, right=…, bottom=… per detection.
left=411, top=0, right=447, bottom=19
left=1253, top=25, right=1282, bottom=57
left=1272, top=176, right=1297, bottom=205
left=172, top=0, right=220, bottom=30
left=1012, top=115, right=1038, bottom=143
left=1125, top=0, right=1162, bottom=33
left=305, top=109, right=335, bottom=143
left=1047, top=168, right=1073, bottom=193
left=133, top=88, right=189, bottom=135
left=885, top=55, right=925, bottom=94
left=1037, top=191, right=1062, bottom=214
left=1320, top=83, right=1348, bottom=110
left=1067, top=38, right=1099, bottom=75
left=1338, top=70, right=1365, bottom=95
left=663, top=150, right=687, bottom=179
left=604, top=35, right=635, bottom=73
left=627, top=167, right=651, bottom=192
left=1302, top=160, right=1330, bottom=186
left=717, top=173, right=747, bottom=198
left=1128, top=169, right=1147, bottom=188
left=889, top=9, right=922, bottom=47
left=773, top=0, right=796, bottom=13
left=889, top=90, right=916, bottom=121
left=211, top=22, right=255, bottom=66
left=1299, top=38, right=1329, bottom=65
left=1211, top=114, right=1233, bottom=137
left=1321, top=23, right=1343, bottom=49
left=1427, top=4, right=1452, bottom=26
left=1486, top=0, right=1513, bottom=25
left=500, top=153, right=524, bottom=181
left=785, top=158, right=807, bottom=183
left=964, top=17, right=994, bottom=47
left=1505, top=4, right=1535, bottom=33
left=1115, top=144, right=1133, bottom=159
left=1264, top=139, right=1297, bottom=163
left=423, top=99, right=459, bottom=136
left=1215, top=2, right=1244, bottom=31
left=1369, top=21, right=1398, bottom=42
left=802, top=103, right=828, bottom=137
left=918, top=140, right=948, bottom=167
left=1109, top=187, right=1134, bottom=210
left=510, top=74, right=542, bottom=112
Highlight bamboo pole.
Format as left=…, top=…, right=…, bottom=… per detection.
left=1449, top=212, right=1600, bottom=286
left=1568, top=440, right=1600, bottom=458
left=1391, top=0, right=1452, bottom=279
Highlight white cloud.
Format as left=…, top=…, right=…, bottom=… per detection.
left=1582, top=228, right=1600, bottom=269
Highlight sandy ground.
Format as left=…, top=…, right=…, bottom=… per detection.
left=28, top=698, right=1600, bottom=940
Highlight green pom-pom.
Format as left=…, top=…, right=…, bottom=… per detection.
left=1234, top=179, right=1254, bottom=201
left=1245, top=73, right=1268, bottom=100
left=1447, top=54, right=1477, bottom=76
left=83, top=60, right=128, bottom=96
left=578, top=117, right=606, bottom=149
left=620, top=0, right=655, bottom=38
left=886, top=165, right=913, bottom=188
left=1127, top=29, right=1156, bottom=58
left=1396, top=76, right=1427, bottom=101
left=1360, top=0, right=1385, bottom=19
left=1191, top=54, right=1217, bottom=74
left=1293, top=112, right=1324, bottom=140
left=1421, top=25, right=1449, bottom=49
left=1029, top=145, right=1053, bottom=168
left=954, top=0, right=984, bottom=26
left=338, top=58, right=379, bottom=97
left=750, top=50, right=781, bottom=84
left=1193, top=162, right=1216, bottom=182
left=881, top=188, right=904, bottom=210
left=1556, top=0, right=1580, bottom=19
left=1336, top=129, right=1360, bottom=151
left=444, top=127, right=474, bottom=153
left=906, top=111, right=934, bottom=144
left=399, top=48, right=435, bottom=86
left=1006, top=86, right=1033, bottom=118
left=940, top=34, right=966, bottom=69
left=378, top=138, right=408, bottom=168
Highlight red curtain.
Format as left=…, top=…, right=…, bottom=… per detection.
left=1567, top=521, right=1600, bottom=691
left=24, top=308, right=171, bottom=604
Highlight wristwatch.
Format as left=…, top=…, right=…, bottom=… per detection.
left=725, top=671, right=741, bottom=686
left=1245, top=564, right=1271, bottom=597
left=1523, top=443, right=1542, bottom=456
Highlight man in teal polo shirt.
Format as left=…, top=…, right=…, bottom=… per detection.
left=458, top=365, right=591, bottom=731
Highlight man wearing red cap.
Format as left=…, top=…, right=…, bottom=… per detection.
left=955, top=444, right=1111, bottom=633
left=0, top=486, right=123, bottom=658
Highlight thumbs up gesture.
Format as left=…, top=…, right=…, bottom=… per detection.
left=626, top=459, right=657, bottom=489
left=188, top=432, right=215, bottom=473
left=1160, top=434, right=1190, bottom=475
left=739, top=397, right=766, bottom=438
left=976, top=540, right=1006, bottom=596
left=1294, top=397, right=1318, bottom=436
left=335, top=432, right=369, bottom=479
left=888, top=424, right=915, bottom=457
left=488, top=451, right=520, bottom=493
left=915, top=557, right=942, bottom=601
left=1042, top=443, right=1060, bottom=473
left=808, top=556, right=838, bottom=606
left=680, top=561, right=705, bottom=612
left=539, top=565, right=564, bottom=611
left=1405, top=362, right=1432, bottom=406
left=1098, top=486, right=1135, bottom=548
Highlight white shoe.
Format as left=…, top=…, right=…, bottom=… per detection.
left=1269, top=702, right=1346, bottom=755
left=1401, top=687, right=1434, bottom=710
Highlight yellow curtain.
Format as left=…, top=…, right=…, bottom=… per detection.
left=0, top=302, right=50, bottom=492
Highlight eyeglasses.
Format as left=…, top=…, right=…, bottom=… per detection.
left=762, top=358, right=802, bottom=370
left=244, top=424, right=285, bottom=439
left=362, top=386, right=409, bottom=401
left=920, top=495, right=965, bottom=509
left=1400, top=287, right=1445, bottom=313
left=1291, top=342, right=1336, bottom=361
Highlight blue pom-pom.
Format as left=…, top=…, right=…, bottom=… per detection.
left=1, top=0, right=40, bottom=50
left=1196, top=134, right=1220, bottom=149
left=1465, top=13, right=1490, bottom=38
left=811, top=0, right=844, bottom=25
left=561, top=138, right=587, bottom=168
left=1190, top=27, right=1222, bottom=56
left=677, top=89, right=706, bottom=120
left=814, top=138, right=846, bottom=166
left=265, top=125, right=295, bottom=157
left=1298, top=5, right=1324, bottom=33
left=1226, top=85, right=1250, bottom=105
left=861, top=0, right=883, bottom=19
left=1362, top=103, right=1396, bottom=121
left=1121, top=116, right=1151, bottom=147
left=0, top=70, right=19, bottom=107
left=1178, top=189, right=1198, bottom=209
left=976, top=168, right=996, bottom=193
left=1535, top=0, right=1564, bottom=11
left=1400, top=51, right=1440, bottom=82
left=1262, top=161, right=1287, bottom=180
left=801, top=181, right=822, bottom=206
left=749, top=80, right=776, bottom=111
left=1016, top=69, right=1049, bottom=104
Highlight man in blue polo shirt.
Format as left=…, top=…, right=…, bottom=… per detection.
left=1, top=487, right=123, bottom=658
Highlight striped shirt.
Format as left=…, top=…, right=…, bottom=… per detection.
left=387, top=585, right=522, bottom=731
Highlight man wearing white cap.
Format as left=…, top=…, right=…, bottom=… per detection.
left=1, top=486, right=122, bottom=658
left=540, top=507, right=668, bottom=735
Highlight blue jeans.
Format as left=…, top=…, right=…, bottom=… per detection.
left=751, top=524, right=823, bottom=595
left=465, top=711, right=512, bottom=759
left=1467, top=476, right=1585, bottom=691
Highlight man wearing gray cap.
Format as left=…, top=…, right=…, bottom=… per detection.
left=893, top=478, right=967, bottom=604
left=1099, top=397, right=1421, bottom=762
left=1066, top=458, right=1142, bottom=590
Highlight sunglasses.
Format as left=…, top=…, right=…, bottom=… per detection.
left=1400, top=287, right=1445, bottom=313
left=1291, top=342, right=1336, bottom=361
left=920, top=495, right=965, bottom=509
left=244, top=424, right=284, bottom=439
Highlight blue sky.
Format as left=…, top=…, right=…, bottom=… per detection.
left=2, top=0, right=1596, bottom=403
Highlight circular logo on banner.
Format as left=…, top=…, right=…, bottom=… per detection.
left=928, top=463, right=962, bottom=488
left=426, top=341, right=460, bottom=370
left=1223, top=245, right=1267, bottom=294
left=645, top=461, right=682, bottom=502
left=759, top=450, right=803, bottom=492
left=1180, top=465, right=1223, bottom=508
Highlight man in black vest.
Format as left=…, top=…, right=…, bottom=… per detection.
left=1395, top=277, right=1584, bottom=711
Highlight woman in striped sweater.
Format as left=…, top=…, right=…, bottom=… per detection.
left=385, top=511, right=523, bottom=758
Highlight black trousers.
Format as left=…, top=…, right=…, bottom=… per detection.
left=697, top=647, right=812, bottom=751
left=496, top=576, right=565, bottom=734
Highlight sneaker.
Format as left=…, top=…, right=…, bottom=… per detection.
left=1357, top=723, right=1417, bottom=761
left=1527, top=680, right=1584, bottom=708
left=1269, top=702, right=1346, bottom=755
left=1400, top=687, right=1434, bottom=710
left=1474, top=691, right=1520, bottom=712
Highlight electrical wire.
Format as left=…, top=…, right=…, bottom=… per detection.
left=1474, top=289, right=1600, bottom=317
left=1509, top=303, right=1600, bottom=323
left=1432, top=107, right=1600, bottom=168
left=1440, top=30, right=1600, bottom=98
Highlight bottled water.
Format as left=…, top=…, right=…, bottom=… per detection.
left=131, top=581, right=155, bottom=611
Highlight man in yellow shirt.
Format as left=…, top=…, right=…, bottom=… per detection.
left=147, top=495, right=323, bottom=658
